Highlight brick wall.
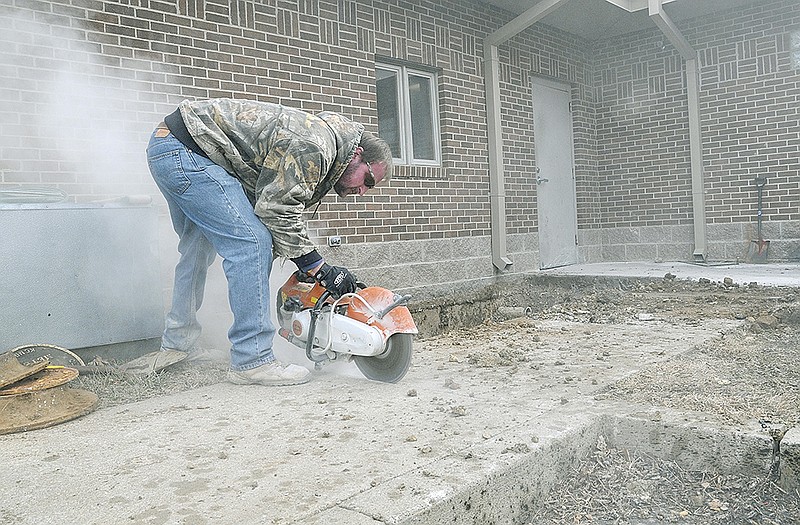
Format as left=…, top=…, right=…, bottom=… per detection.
left=0, top=0, right=524, bottom=246
left=584, top=0, right=800, bottom=262
left=1, top=0, right=587, bottom=291
left=593, top=0, right=800, bottom=229
left=2, top=0, right=799, bottom=300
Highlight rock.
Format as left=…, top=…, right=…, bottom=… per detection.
left=754, top=314, right=779, bottom=329
left=689, top=494, right=705, bottom=507
left=444, top=378, right=461, bottom=390
left=501, top=443, right=531, bottom=454
left=777, top=305, right=800, bottom=326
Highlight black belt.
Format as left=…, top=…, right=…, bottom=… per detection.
left=163, top=109, right=210, bottom=159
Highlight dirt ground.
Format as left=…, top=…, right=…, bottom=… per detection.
left=73, top=276, right=800, bottom=523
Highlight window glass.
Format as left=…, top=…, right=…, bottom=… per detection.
left=408, top=74, right=435, bottom=161
left=376, top=68, right=402, bottom=159
left=375, top=62, right=440, bottom=166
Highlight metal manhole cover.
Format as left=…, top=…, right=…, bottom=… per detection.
left=11, top=344, right=85, bottom=367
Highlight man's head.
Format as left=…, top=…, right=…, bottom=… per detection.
left=334, top=131, right=394, bottom=198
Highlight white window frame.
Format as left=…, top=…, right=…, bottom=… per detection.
left=376, top=62, right=441, bottom=166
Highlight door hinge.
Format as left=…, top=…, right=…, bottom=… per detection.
left=568, top=101, right=573, bottom=112
left=575, top=234, right=578, bottom=246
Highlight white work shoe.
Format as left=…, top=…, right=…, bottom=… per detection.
left=227, top=361, right=311, bottom=386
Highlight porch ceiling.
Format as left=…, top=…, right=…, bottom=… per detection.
left=481, top=0, right=775, bottom=41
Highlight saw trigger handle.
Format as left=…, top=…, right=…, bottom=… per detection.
left=375, top=294, right=412, bottom=320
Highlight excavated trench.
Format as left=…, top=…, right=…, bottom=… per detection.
left=410, top=413, right=800, bottom=525
left=398, top=274, right=800, bottom=524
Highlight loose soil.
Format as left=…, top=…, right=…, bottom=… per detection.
left=72, top=276, right=800, bottom=523
left=525, top=436, right=800, bottom=524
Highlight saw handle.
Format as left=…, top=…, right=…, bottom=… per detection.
left=375, top=294, right=412, bottom=320
left=304, top=289, right=333, bottom=362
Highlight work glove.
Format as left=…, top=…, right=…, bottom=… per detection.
left=314, top=263, right=358, bottom=298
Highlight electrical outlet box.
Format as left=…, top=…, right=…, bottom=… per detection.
left=328, top=235, right=342, bottom=247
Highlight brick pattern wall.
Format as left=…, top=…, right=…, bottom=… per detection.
left=2, top=0, right=799, bottom=278
left=0, top=1, right=509, bottom=245
left=593, top=0, right=800, bottom=230
left=0, top=0, right=589, bottom=253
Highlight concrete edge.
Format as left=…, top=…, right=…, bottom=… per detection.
left=319, top=407, right=603, bottom=525
left=601, top=404, right=776, bottom=477
left=305, top=403, right=793, bottom=525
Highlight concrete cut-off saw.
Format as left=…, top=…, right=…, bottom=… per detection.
left=276, top=271, right=417, bottom=383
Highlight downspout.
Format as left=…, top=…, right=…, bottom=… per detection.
left=649, top=0, right=707, bottom=262
left=484, top=0, right=572, bottom=272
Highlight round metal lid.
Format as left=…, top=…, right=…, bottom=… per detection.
left=11, top=343, right=85, bottom=367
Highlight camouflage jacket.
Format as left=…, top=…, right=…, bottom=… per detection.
left=178, top=98, right=363, bottom=259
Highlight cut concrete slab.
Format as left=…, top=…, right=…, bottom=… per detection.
left=781, top=427, right=800, bottom=492
left=0, top=351, right=48, bottom=389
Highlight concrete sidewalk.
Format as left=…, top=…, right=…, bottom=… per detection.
left=2, top=263, right=797, bottom=524
left=541, top=261, right=800, bottom=288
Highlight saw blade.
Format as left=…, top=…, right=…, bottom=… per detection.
left=353, top=333, right=413, bottom=383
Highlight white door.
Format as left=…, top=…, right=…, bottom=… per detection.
left=532, top=77, right=578, bottom=269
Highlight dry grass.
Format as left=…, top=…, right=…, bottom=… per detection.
left=72, top=361, right=227, bottom=409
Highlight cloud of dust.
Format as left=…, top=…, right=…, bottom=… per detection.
left=0, top=9, right=176, bottom=351
left=0, top=13, right=156, bottom=191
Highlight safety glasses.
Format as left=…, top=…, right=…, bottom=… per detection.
left=364, top=162, right=376, bottom=189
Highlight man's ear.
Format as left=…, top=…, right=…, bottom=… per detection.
left=353, top=146, right=363, bottom=158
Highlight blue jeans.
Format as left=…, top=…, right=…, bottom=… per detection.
left=146, top=131, right=275, bottom=371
